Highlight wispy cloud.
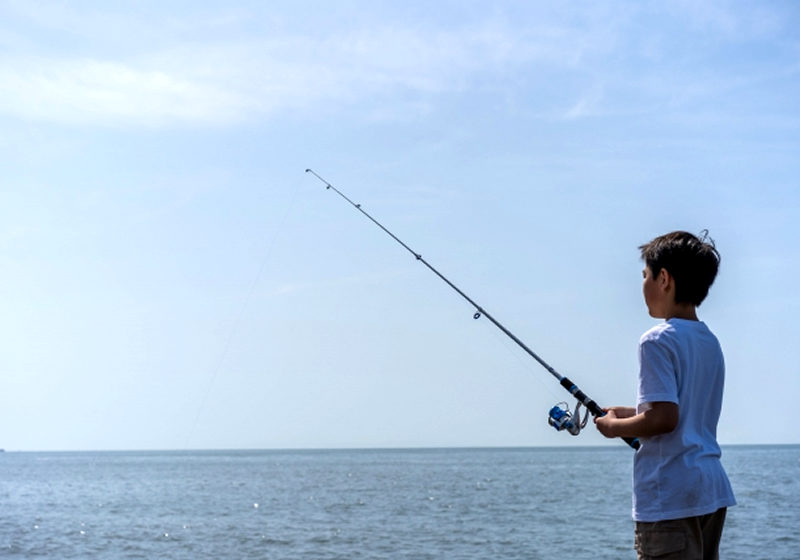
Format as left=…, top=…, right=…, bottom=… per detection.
left=0, top=2, right=794, bottom=128
left=0, top=3, right=611, bottom=128
left=0, top=55, right=250, bottom=126
left=0, top=224, right=36, bottom=246
left=0, top=29, right=534, bottom=127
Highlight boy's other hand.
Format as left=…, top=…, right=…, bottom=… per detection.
left=594, top=403, right=678, bottom=439
left=606, top=406, right=636, bottom=418
left=594, top=408, right=621, bottom=438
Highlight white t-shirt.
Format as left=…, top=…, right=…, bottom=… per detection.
left=633, top=318, right=736, bottom=522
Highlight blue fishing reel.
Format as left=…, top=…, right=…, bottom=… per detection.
left=548, top=401, right=588, bottom=436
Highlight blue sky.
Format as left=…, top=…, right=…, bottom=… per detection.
left=1, top=1, right=798, bottom=451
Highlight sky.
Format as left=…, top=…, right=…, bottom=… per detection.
left=1, top=1, right=798, bottom=451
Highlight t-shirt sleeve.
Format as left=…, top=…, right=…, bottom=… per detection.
left=638, top=335, right=679, bottom=406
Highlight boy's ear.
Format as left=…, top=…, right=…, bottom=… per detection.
left=658, top=268, right=672, bottom=290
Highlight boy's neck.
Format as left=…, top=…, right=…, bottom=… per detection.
left=664, top=302, right=699, bottom=321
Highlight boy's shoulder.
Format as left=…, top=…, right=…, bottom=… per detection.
left=639, top=321, right=674, bottom=345
left=640, top=319, right=714, bottom=346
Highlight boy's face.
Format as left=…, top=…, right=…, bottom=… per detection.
left=642, top=265, right=667, bottom=318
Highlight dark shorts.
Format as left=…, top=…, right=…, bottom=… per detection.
left=634, top=508, right=727, bottom=560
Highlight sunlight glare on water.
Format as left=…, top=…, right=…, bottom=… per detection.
left=1, top=446, right=797, bottom=559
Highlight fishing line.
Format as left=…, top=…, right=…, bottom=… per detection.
left=477, top=318, right=561, bottom=401
left=306, top=168, right=639, bottom=450
left=425, top=271, right=560, bottom=400
left=184, top=183, right=302, bottom=448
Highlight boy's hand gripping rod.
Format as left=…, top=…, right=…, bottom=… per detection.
left=306, top=169, right=640, bottom=450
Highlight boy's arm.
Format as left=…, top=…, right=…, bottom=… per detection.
left=594, top=402, right=678, bottom=439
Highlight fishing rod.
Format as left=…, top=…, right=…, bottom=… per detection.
left=306, top=169, right=640, bottom=450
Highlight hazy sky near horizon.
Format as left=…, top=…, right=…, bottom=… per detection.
left=1, top=1, right=798, bottom=451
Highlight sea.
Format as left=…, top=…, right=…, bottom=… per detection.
left=1, top=445, right=797, bottom=559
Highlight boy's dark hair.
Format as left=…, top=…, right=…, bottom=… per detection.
left=639, top=230, right=720, bottom=306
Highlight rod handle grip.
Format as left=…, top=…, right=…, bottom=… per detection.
left=623, top=436, right=641, bottom=449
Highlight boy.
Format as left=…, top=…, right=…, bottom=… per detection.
left=595, top=231, right=736, bottom=560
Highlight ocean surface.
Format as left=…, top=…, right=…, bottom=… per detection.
left=1, top=445, right=797, bottom=559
